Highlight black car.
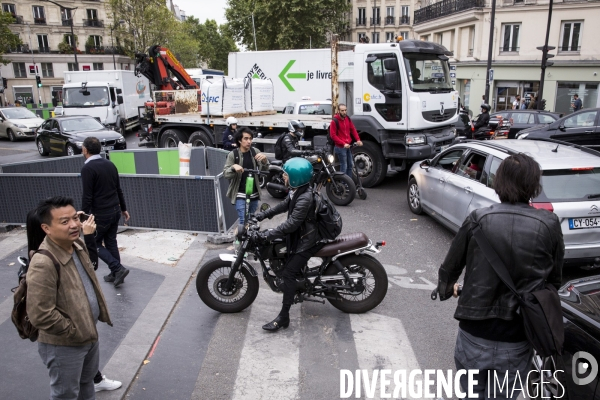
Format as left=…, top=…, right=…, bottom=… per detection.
left=517, top=108, right=600, bottom=149
left=491, top=110, right=562, bottom=139
left=528, top=275, right=600, bottom=399
left=36, top=116, right=126, bottom=156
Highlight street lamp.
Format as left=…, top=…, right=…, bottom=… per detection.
left=110, top=20, right=125, bottom=69
left=44, top=0, right=78, bottom=71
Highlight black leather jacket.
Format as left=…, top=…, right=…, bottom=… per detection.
left=438, top=202, right=564, bottom=322
left=474, top=112, right=490, bottom=130
left=282, top=132, right=303, bottom=162
left=262, top=185, right=320, bottom=254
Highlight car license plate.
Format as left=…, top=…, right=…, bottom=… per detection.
left=101, top=146, right=114, bottom=151
left=569, top=217, right=600, bottom=230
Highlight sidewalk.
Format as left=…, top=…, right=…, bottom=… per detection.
left=0, top=227, right=213, bottom=400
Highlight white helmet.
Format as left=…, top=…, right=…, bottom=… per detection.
left=226, top=116, right=238, bottom=126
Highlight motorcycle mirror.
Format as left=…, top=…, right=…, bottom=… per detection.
left=420, top=160, right=430, bottom=170
left=18, top=256, right=28, bottom=267
left=260, top=203, right=271, bottom=212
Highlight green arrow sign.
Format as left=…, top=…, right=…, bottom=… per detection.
left=278, top=60, right=306, bottom=91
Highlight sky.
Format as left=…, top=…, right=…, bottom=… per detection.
left=175, top=0, right=228, bottom=25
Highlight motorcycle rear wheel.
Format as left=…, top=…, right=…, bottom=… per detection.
left=196, top=257, right=259, bottom=313
left=326, top=174, right=356, bottom=206
left=324, top=254, right=388, bottom=313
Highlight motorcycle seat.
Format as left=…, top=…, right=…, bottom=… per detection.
left=271, top=160, right=283, bottom=166
left=314, top=232, right=369, bottom=257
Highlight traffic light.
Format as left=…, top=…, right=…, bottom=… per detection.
left=540, top=99, right=547, bottom=110
left=536, top=45, right=556, bottom=68
left=36, top=75, right=42, bottom=88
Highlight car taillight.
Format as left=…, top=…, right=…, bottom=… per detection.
left=571, top=167, right=594, bottom=171
left=531, top=202, right=554, bottom=212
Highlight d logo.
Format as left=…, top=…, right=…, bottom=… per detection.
left=572, top=351, right=598, bottom=386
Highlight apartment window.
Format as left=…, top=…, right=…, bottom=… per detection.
left=400, top=31, right=409, bottom=40
left=357, top=8, right=366, bottom=26
left=32, top=6, right=45, bottom=23
left=93, top=63, right=103, bottom=71
left=437, top=33, right=443, bottom=45
left=372, top=32, right=380, bottom=44
left=37, top=34, right=49, bottom=53
left=385, top=7, right=394, bottom=25
left=387, top=7, right=394, bottom=16
left=386, top=32, right=395, bottom=42
left=2, top=3, right=16, bottom=15
left=68, top=63, right=77, bottom=71
left=560, top=21, right=582, bottom=52
left=41, top=63, right=53, bottom=78
left=400, top=6, right=410, bottom=24
left=89, top=35, right=102, bottom=46
left=372, top=7, right=380, bottom=25
left=86, top=9, right=98, bottom=19
left=501, top=24, right=520, bottom=52
left=13, top=62, right=26, bottom=78
left=468, top=26, right=475, bottom=56
left=401, top=6, right=409, bottom=16
left=358, top=32, right=367, bottom=42
left=61, top=7, right=72, bottom=25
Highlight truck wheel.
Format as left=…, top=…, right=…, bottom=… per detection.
left=160, top=129, right=186, bottom=148
left=189, top=130, right=212, bottom=147
left=119, top=122, right=126, bottom=136
left=352, top=141, right=387, bottom=188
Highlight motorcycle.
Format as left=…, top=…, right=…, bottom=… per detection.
left=266, top=149, right=357, bottom=206
left=456, top=114, right=509, bottom=142
left=196, top=208, right=388, bottom=314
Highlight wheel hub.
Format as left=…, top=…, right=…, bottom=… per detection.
left=214, top=276, right=243, bottom=299
left=354, top=153, right=372, bottom=177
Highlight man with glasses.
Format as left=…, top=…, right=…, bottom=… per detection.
left=330, top=104, right=362, bottom=178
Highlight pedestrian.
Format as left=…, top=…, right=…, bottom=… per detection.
left=330, top=104, right=362, bottom=178
left=222, top=116, right=238, bottom=151
left=278, top=120, right=306, bottom=162
left=520, top=99, right=527, bottom=109
left=223, top=127, right=269, bottom=226
left=512, top=95, right=521, bottom=110
left=571, top=94, right=583, bottom=112
left=15, top=99, right=22, bottom=107
left=527, top=96, right=537, bottom=109
left=253, top=158, right=324, bottom=331
left=436, top=153, right=564, bottom=399
left=26, top=196, right=114, bottom=400
left=81, top=137, right=130, bottom=287
left=26, top=207, right=122, bottom=394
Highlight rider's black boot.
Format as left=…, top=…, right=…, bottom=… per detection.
left=262, top=315, right=290, bottom=331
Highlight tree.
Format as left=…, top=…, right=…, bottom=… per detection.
left=0, top=12, right=22, bottom=65
left=185, top=18, right=238, bottom=74
left=225, top=0, right=351, bottom=51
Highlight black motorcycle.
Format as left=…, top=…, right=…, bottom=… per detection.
left=196, top=206, right=388, bottom=314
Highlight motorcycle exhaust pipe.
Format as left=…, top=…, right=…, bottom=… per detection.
left=266, top=182, right=288, bottom=194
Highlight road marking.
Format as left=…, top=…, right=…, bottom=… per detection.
left=232, top=288, right=300, bottom=400
left=389, top=276, right=436, bottom=291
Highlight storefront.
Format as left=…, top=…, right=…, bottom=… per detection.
left=555, top=82, right=600, bottom=115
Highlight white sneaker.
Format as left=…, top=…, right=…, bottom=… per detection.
left=94, top=375, right=122, bottom=392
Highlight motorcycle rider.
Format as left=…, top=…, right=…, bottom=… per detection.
left=253, top=158, right=324, bottom=332
left=279, top=120, right=307, bottom=162
left=222, top=117, right=238, bottom=151
left=470, top=103, right=491, bottom=139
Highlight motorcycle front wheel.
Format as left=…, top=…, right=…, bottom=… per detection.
left=324, top=254, right=388, bottom=313
left=326, top=174, right=356, bottom=206
left=196, top=257, right=259, bottom=313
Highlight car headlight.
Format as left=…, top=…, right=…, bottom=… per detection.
left=517, top=133, right=528, bottom=140
left=451, top=128, right=457, bottom=137
left=15, top=123, right=27, bottom=128
left=117, top=136, right=125, bottom=143
left=75, top=141, right=84, bottom=147
left=406, top=135, right=426, bottom=145
left=327, top=154, right=335, bottom=163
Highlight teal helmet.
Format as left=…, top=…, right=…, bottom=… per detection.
left=283, top=157, right=313, bottom=188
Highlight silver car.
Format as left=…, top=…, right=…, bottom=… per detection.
left=0, top=107, right=45, bottom=141
left=407, top=139, right=600, bottom=268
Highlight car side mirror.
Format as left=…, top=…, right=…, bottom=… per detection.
left=117, top=95, right=124, bottom=105
left=420, top=160, right=430, bottom=170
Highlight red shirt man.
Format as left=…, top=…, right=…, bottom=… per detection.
left=329, top=104, right=362, bottom=177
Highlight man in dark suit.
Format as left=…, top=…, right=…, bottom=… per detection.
left=81, top=137, right=131, bottom=287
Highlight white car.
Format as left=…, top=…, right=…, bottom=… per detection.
left=282, top=100, right=332, bottom=115
left=0, top=107, right=45, bottom=141
left=407, top=139, right=600, bottom=268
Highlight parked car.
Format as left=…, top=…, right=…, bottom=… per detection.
left=36, top=116, right=126, bottom=156
left=491, top=110, right=562, bottom=139
left=0, top=107, right=45, bottom=141
left=282, top=100, right=332, bottom=115
left=407, top=139, right=600, bottom=268
left=517, top=108, right=600, bottom=150
left=528, top=275, right=600, bottom=399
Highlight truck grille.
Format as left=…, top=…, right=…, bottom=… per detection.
left=422, top=108, right=457, bottom=122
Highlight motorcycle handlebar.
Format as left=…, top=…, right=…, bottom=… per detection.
left=242, top=168, right=269, bottom=176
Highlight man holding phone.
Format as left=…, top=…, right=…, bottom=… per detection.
left=81, top=137, right=131, bottom=287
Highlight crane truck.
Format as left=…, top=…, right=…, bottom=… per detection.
left=134, top=39, right=459, bottom=187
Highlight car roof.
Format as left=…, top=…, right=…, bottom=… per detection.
left=53, top=115, right=97, bottom=120
left=463, top=139, right=600, bottom=170
left=491, top=110, right=559, bottom=115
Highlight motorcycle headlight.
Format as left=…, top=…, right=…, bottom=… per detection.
left=406, top=135, right=426, bottom=145
left=517, top=133, right=528, bottom=140
left=117, top=136, right=126, bottom=143
left=327, top=154, right=335, bottom=163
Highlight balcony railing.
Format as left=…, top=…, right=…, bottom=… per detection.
left=400, top=15, right=410, bottom=24
left=62, top=19, right=72, bottom=26
left=370, top=17, right=381, bottom=25
left=104, top=46, right=126, bottom=55
left=8, top=44, right=26, bottom=53
left=85, top=45, right=105, bottom=54
left=468, top=48, right=474, bottom=56
left=414, top=0, right=484, bottom=25
left=83, top=19, right=104, bottom=27
left=356, top=18, right=367, bottom=26
left=9, top=15, right=23, bottom=24
left=500, top=46, right=519, bottom=52
left=559, top=45, right=580, bottom=52
left=34, top=17, right=46, bottom=25
left=385, top=16, right=395, bottom=25
left=38, top=46, right=51, bottom=53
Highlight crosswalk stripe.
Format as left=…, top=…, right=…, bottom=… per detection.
left=232, top=286, right=300, bottom=400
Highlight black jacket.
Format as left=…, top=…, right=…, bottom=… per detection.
left=438, top=202, right=564, bottom=322
left=222, top=127, right=236, bottom=151
left=81, top=157, right=127, bottom=215
left=282, top=132, right=303, bottom=162
left=473, top=112, right=490, bottom=130
left=261, top=185, right=320, bottom=254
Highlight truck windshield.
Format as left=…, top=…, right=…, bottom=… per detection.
left=403, top=54, right=452, bottom=93
left=63, top=87, right=110, bottom=107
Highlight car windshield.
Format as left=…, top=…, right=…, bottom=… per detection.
left=537, top=168, right=600, bottom=202
left=61, top=118, right=105, bottom=132
left=63, top=87, right=110, bottom=107
left=403, top=53, right=453, bottom=92
left=298, top=104, right=332, bottom=115
left=1, top=108, right=39, bottom=119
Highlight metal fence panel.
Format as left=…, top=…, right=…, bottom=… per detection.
left=206, top=147, right=230, bottom=176
left=189, top=148, right=206, bottom=176
left=218, top=175, right=238, bottom=230
left=1, top=155, right=86, bottom=174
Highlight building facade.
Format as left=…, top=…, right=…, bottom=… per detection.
left=349, top=0, right=417, bottom=44
left=411, top=0, right=600, bottom=115
left=1, top=0, right=131, bottom=106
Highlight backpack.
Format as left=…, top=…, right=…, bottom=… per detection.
left=313, top=190, right=343, bottom=241
left=329, top=116, right=353, bottom=152
left=11, top=250, right=60, bottom=342
left=274, top=134, right=286, bottom=160
left=233, top=147, right=258, bottom=165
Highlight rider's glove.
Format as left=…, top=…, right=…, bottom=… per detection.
left=251, top=231, right=269, bottom=244
left=253, top=212, right=266, bottom=222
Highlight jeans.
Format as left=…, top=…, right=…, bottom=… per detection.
left=94, top=207, right=122, bottom=274
left=38, top=341, right=99, bottom=400
left=235, top=198, right=258, bottom=226
left=334, top=147, right=354, bottom=178
left=454, top=328, right=532, bottom=400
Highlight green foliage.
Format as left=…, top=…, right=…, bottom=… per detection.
left=58, top=35, right=79, bottom=54
left=225, top=0, right=351, bottom=51
left=0, top=12, right=23, bottom=65
left=185, top=18, right=238, bottom=73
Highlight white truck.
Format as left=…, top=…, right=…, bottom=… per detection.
left=137, top=40, right=459, bottom=187
left=62, top=70, right=151, bottom=135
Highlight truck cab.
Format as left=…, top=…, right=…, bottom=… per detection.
left=62, top=81, right=122, bottom=127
